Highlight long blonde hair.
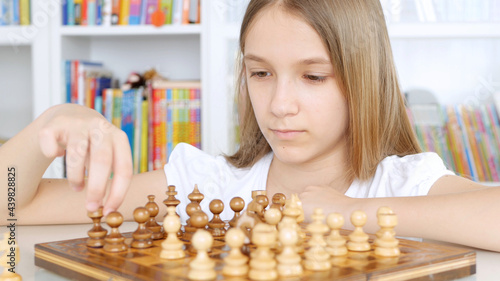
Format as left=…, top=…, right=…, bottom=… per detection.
left=225, top=0, right=421, bottom=181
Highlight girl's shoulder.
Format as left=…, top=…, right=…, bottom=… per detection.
left=346, top=152, right=454, bottom=198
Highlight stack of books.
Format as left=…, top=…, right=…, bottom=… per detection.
left=62, top=0, right=200, bottom=26
left=409, top=103, right=500, bottom=182
left=0, top=0, right=30, bottom=25
left=64, top=62, right=201, bottom=173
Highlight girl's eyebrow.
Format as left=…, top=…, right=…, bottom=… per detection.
left=244, top=53, right=330, bottom=65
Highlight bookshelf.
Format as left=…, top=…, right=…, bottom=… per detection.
left=0, top=1, right=50, bottom=140
left=2, top=0, right=500, bottom=181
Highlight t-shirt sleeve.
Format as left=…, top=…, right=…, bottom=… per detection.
left=346, top=152, right=455, bottom=198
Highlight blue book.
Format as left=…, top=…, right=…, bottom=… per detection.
left=67, top=0, right=75, bottom=25
left=96, top=0, right=102, bottom=25
left=62, top=0, right=68, bottom=25
left=88, top=0, right=96, bottom=25
left=12, top=0, right=19, bottom=25
left=65, top=60, right=72, bottom=103
left=121, top=89, right=136, bottom=154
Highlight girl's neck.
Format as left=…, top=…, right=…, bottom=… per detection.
left=266, top=154, right=352, bottom=198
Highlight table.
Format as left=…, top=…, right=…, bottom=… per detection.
left=5, top=224, right=500, bottom=280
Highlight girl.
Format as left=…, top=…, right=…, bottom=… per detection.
left=2, top=0, right=500, bottom=252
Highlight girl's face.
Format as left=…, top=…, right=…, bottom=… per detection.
left=244, top=6, right=349, bottom=166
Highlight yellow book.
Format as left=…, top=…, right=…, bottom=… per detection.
left=20, top=0, right=30, bottom=25
left=119, top=0, right=130, bottom=25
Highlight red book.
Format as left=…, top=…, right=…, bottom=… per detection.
left=81, top=0, right=88, bottom=25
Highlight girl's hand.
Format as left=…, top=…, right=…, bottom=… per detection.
left=298, top=185, right=352, bottom=222
left=38, top=104, right=132, bottom=215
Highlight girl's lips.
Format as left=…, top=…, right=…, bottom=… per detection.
left=271, top=129, right=304, bottom=139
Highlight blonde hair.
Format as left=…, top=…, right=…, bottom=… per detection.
left=225, top=0, right=421, bottom=181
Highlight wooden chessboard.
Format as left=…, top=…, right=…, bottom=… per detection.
left=34, top=227, right=476, bottom=281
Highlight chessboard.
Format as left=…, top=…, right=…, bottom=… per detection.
left=34, top=227, right=476, bottom=281
left=34, top=187, right=476, bottom=281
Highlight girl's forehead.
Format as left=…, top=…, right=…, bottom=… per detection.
left=244, top=7, right=329, bottom=63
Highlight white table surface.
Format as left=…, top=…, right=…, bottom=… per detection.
left=5, top=223, right=500, bottom=280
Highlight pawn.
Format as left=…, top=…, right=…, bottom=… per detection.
left=188, top=230, right=216, bottom=280
left=188, top=211, right=210, bottom=254
left=264, top=208, right=282, bottom=250
left=208, top=199, right=226, bottom=237
left=229, top=197, right=245, bottom=228
left=249, top=223, right=278, bottom=280
left=325, top=212, right=348, bottom=257
left=103, top=211, right=128, bottom=252
left=222, top=228, right=249, bottom=277
left=277, top=226, right=303, bottom=277
left=87, top=206, right=108, bottom=248
left=270, top=193, right=286, bottom=212
left=160, top=206, right=186, bottom=259
left=254, top=194, right=269, bottom=221
left=145, top=195, right=164, bottom=240
left=304, top=208, right=331, bottom=271
left=251, top=190, right=267, bottom=200
left=131, top=207, right=153, bottom=249
left=184, top=202, right=202, bottom=234
left=374, top=212, right=400, bottom=257
left=347, top=210, right=370, bottom=252
left=375, top=206, right=395, bottom=239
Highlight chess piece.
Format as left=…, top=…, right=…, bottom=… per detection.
left=145, top=195, right=164, bottom=240
left=188, top=211, right=209, bottom=254
left=207, top=199, right=226, bottom=237
left=291, top=194, right=305, bottom=223
left=131, top=207, right=153, bottom=249
left=277, top=226, right=303, bottom=277
left=0, top=232, right=22, bottom=281
left=163, top=185, right=181, bottom=217
left=281, top=194, right=305, bottom=253
left=228, top=197, right=245, bottom=228
left=264, top=208, right=282, bottom=250
left=160, top=206, right=186, bottom=259
left=325, top=212, right=348, bottom=257
left=163, top=185, right=183, bottom=238
left=270, top=193, right=286, bottom=212
left=87, top=206, right=108, bottom=248
left=347, top=210, right=371, bottom=252
left=184, top=202, right=202, bottom=234
left=251, top=190, right=267, bottom=200
left=304, top=208, right=331, bottom=271
left=249, top=223, right=278, bottom=280
left=222, top=228, right=249, bottom=277
left=254, top=195, right=269, bottom=222
left=236, top=200, right=264, bottom=243
left=374, top=212, right=400, bottom=257
left=103, top=211, right=128, bottom=253
left=375, top=206, right=395, bottom=239
left=188, top=184, right=204, bottom=205
left=188, top=230, right=216, bottom=280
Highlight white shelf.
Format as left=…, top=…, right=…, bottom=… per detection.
left=388, top=23, right=500, bottom=38
left=0, top=26, right=33, bottom=45
left=59, top=24, right=202, bottom=36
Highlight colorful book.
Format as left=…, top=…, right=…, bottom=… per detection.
left=159, top=0, right=173, bottom=24
left=119, top=0, right=129, bottom=25
left=129, top=0, right=140, bottom=24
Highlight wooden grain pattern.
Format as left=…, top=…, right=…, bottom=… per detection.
left=34, top=227, right=476, bottom=281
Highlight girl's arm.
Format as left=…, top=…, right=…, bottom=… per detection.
left=1, top=104, right=165, bottom=225
left=299, top=176, right=500, bottom=252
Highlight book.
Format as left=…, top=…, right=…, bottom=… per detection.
left=111, top=0, right=120, bottom=24
left=119, top=0, right=129, bottom=25
left=129, top=0, right=140, bottom=24
left=19, top=0, right=29, bottom=25
left=159, top=0, right=173, bottom=24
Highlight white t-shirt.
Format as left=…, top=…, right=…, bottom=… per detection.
left=164, top=143, right=454, bottom=223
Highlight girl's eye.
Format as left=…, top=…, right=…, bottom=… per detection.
left=250, top=71, right=270, bottom=78
left=304, top=75, right=326, bottom=83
